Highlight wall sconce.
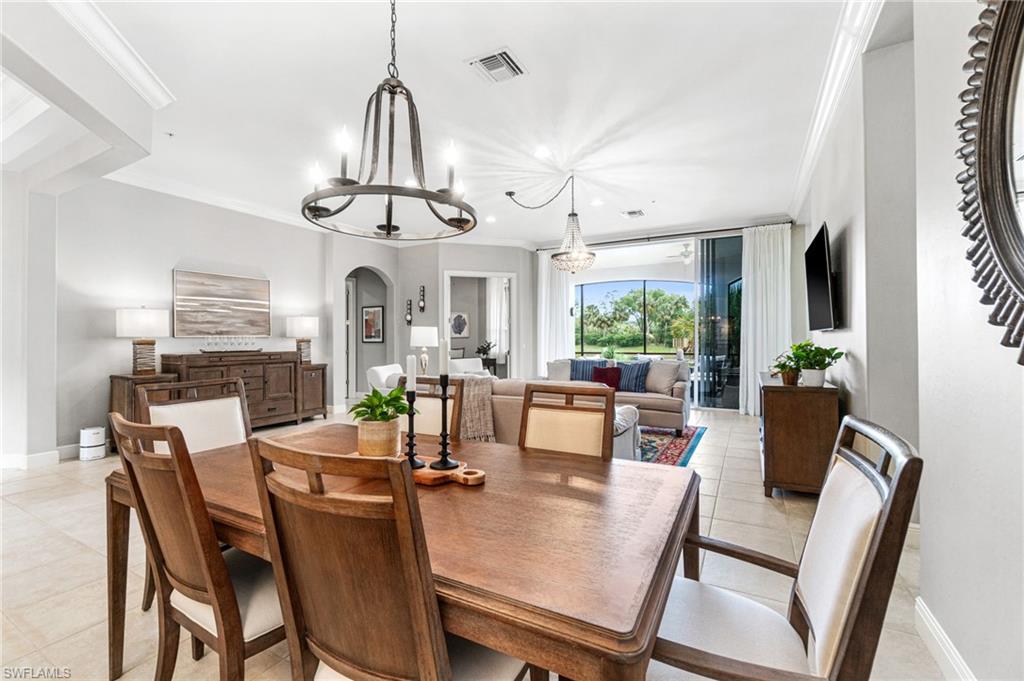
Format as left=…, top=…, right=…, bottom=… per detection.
left=418, top=285, right=426, bottom=312
left=405, top=300, right=413, bottom=325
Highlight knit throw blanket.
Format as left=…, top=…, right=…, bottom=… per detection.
left=459, top=376, right=496, bottom=442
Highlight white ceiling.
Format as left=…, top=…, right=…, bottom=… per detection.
left=98, top=1, right=842, bottom=247
left=1, top=72, right=88, bottom=172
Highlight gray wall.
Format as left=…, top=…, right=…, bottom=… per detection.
left=913, top=3, right=1023, bottom=677
left=55, top=180, right=328, bottom=448
left=448, top=276, right=486, bottom=358
left=350, top=267, right=388, bottom=393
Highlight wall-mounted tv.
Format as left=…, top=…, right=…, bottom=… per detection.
left=805, top=223, right=839, bottom=331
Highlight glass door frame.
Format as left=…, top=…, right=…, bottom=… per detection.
left=693, top=230, right=743, bottom=410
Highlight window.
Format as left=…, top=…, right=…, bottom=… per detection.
left=574, top=280, right=695, bottom=359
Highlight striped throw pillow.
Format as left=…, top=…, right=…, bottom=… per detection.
left=569, top=358, right=607, bottom=382
left=617, top=361, right=651, bottom=393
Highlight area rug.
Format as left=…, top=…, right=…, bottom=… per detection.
left=640, top=426, right=706, bottom=467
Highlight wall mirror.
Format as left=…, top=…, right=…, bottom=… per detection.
left=960, top=1, right=1024, bottom=365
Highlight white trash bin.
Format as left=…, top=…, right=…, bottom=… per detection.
left=80, top=426, right=106, bottom=461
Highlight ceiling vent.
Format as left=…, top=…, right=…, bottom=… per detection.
left=620, top=209, right=646, bottom=219
left=467, top=49, right=527, bottom=83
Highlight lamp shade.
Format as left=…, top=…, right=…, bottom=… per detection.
left=286, top=316, right=320, bottom=338
left=116, top=308, right=169, bottom=338
left=409, top=326, right=438, bottom=348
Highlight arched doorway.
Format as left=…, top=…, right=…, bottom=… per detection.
left=344, top=266, right=392, bottom=399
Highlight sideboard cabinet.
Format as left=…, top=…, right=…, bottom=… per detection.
left=161, top=352, right=326, bottom=427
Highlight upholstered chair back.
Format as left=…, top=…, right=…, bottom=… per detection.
left=518, top=383, right=614, bottom=460
left=137, top=378, right=251, bottom=454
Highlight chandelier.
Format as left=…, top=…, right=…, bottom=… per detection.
left=506, top=174, right=596, bottom=273
left=300, top=0, right=476, bottom=240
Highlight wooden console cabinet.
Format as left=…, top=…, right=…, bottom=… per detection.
left=161, top=352, right=327, bottom=428
left=759, top=371, right=839, bottom=497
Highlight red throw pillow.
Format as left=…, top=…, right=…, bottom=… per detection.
left=591, top=366, right=621, bottom=391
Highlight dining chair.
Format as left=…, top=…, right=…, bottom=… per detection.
left=109, top=413, right=285, bottom=681
left=517, top=383, right=615, bottom=460
left=398, top=376, right=464, bottom=442
left=248, top=436, right=526, bottom=680
left=649, top=415, right=923, bottom=681
left=136, top=377, right=252, bottom=454
left=136, top=377, right=252, bottom=613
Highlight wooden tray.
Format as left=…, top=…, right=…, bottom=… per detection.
left=411, top=457, right=485, bottom=486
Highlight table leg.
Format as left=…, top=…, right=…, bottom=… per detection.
left=528, top=666, right=550, bottom=681
left=683, top=493, right=700, bottom=580
left=107, top=483, right=129, bottom=680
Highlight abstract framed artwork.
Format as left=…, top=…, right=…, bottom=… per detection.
left=450, top=311, right=470, bottom=338
left=172, top=269, right=271, bottom=337
left=362, top=305, right=384, bottom=343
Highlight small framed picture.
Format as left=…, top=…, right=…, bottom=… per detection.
left=450, top=312, right=470, bottom=338
left=450, top=347, right=466, bottom=359
left=362, top=306, right=384, bottom=343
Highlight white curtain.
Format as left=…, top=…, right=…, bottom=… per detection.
left=536, top=250, right=574, bottom=376
left=486, top=277, right=510, bottom=363
left=739, top=223, right=793, bottom=416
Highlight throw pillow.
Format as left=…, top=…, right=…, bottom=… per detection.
left=646, top=360, right=683, bottom=395
left=591, top=366, right=621, bottom=390
left=618, top=361, right=651, bottom=393
left=547, top=359, right=571, bottom=382
left=569, top=358, right=607, bottom=381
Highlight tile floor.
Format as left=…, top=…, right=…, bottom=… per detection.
left=0, top=409, right=944, bottom=680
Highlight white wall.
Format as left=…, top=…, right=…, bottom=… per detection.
left=913, top=3, right=1023, bottom=678
left=572, top=260, right=694, bottom=286
left=56, top=180, right=328, bottom=449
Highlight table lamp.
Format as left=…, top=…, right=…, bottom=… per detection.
left=409, top=325, right=438, bottom=373
left=116, top=308, right=170, bottom=375
left=286, top=316, right=319, bottom=364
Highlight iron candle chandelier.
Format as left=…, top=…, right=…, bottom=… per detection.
left=506, top=174, right=596, bottom=273
left=300, top=0, right=476, bottom=240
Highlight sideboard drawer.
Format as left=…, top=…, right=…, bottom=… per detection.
left=251, top=397, right=293, bottom=419
left=228, top=364, right=264, bottom=379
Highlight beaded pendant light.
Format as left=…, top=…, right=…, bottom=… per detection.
left=506, top=174, right=596, bottom=273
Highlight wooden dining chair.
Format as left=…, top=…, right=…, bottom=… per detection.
left=136, top=377, right=252, bottom=454
left=136, top=377, right=252, bottom=613
left=397, top=376, right=464, bottom=441
left=108, top=413, right=285, bottom=681
left=248, top=436, right=526, bottom=681
left=517, top=383, right=615, bottom=461
left=648, top=415, right=923, bottom=681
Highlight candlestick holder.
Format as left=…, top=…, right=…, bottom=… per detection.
left=430, top=374, right=459, bottom=470
left=404, top=390, right=425, bottom=469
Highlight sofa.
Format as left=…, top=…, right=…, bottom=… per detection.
left=545, top=358, right=691, bottom=433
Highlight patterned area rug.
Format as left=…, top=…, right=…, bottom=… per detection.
left=640, top=426, right=706, bottom=467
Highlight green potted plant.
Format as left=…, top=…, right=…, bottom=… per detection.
left=476, top=340, right=495, bottom=358
left=771, top=352, right=801, bottom=386
left=600, top=346, right=616, bottom=360
left=789, top=340, right=844, bottom=387
left=347, top=387, right=411, bottom=457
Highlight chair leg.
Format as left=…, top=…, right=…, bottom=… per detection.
left=154, top=607, right=180, bottom=681
left=191, top=635, right=205, bottom=660
left=142, top=565, right=156, bottom=611
left=218, top=642, right=245, bottom=681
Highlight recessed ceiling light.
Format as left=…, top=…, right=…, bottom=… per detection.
left=485, top=215, right=496, bottom=223
left=590, top=198, right=604, bottom=207
left=534, top=145, right=551, bottom=160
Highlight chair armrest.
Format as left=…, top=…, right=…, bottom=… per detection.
left=686, top=535, right=798, bottom=577
left=671, top=381, right=688, bottom=399
left=653, top=638, right=824, bottom=681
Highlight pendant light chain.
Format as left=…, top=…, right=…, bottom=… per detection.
left=388, top=0, right=399, bottom=79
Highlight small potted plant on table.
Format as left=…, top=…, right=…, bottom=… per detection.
left=771, top=352, right=801, bottom=386
left=476, top=340, right=495, bottom=358
left=348, top=387, right=411, bottom=457
left=790, top=340, right=844, bottom=388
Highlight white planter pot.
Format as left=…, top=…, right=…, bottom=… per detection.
left=802, top=369, right=826, bottom=388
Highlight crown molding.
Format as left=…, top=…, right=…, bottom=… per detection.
left=48, top=1, right=175, bottom=110
left=787, top=0, right=884, bottom=216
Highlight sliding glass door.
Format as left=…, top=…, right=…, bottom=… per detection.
left=695, top=235, right=742, bottom=409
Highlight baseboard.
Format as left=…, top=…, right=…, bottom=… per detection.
left=57, top=439, right=112, bottom=462
left=1, top=448, right=60, bottom=470
left=915, top=597, right=976, bottom=680
left=906, top=521, right=920, bottom=550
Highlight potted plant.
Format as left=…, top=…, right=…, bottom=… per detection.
left=347, top=387, right=410, bottom=457
left=790, top=340, right=844, bottom=388
left=600, top=346, right=616, bottom=360
left=475, top=340, right=495, bottom=358
left=771, top=352, right=801, bottom=386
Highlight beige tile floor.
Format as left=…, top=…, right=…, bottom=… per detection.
left=0, top=409, right=944, bottom=680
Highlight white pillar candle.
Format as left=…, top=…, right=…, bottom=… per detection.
left=439, top=338, right=450, bottom=375
left=405, top=354, right=418, bottom=393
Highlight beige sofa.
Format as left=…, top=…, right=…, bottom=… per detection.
left=545, top=358, right=691, bottom=433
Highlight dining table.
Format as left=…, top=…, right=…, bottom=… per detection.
left=105, top=423, right=700, bottom=681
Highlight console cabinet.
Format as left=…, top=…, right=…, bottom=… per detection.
left=161, top=352, right=326, bottom=428
left=758, top=371, right=839, bottom=497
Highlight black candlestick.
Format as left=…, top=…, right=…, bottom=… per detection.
left=430, top=373, right=459, bottom=470
left=405, top=390, right=425, bottom=469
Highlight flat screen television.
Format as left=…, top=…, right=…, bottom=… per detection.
left=805, top=223, right=839, bottom=331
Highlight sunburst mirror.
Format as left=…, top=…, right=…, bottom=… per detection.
left=959, top=0, right=1024, bottom=365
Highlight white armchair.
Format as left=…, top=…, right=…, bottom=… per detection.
left=366, top=364, right=403, bottom=392
left=449, top=357, right=492, bottom=377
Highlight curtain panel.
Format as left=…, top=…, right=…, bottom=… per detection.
left=535, top=251, right=574, bottom=376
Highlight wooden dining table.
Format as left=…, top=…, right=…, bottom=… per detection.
left=106, top=423, right=700, bottom=681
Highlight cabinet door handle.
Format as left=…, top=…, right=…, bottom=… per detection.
left=267, top=407, right=277, bottom=412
